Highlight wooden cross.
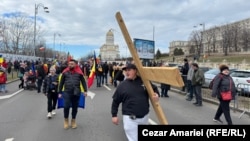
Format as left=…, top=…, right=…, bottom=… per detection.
left=115, top=12, right=184, bottom=125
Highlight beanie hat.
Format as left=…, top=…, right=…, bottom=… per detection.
left=219, top=64, right=229, bottom=72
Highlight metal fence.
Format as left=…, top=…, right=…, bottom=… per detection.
left=167, top=84, right=250, bottom=118
left=235, top=83, right=250, bottom=118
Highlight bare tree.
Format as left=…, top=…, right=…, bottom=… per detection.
left=4, top=13, right=33, bottom=54
left=231, top=24, right=240, bottom=52
left=240, top=27, right=250, bottom=52
left=0, top=20, right=11, bottom=53
left=221, top=24, right=234, bottom=56
left=204, top=27, right=215, bottom=56
left=188, top=30, right=202, bottom=57
left=1, top=12, right=47, bottom=56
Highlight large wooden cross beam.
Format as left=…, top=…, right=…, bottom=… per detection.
left=115, top=12, right=184, bottom=125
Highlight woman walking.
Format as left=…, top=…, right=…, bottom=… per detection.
left=211, top=64, right=236, bottom=125
left=43, top=67, right=59, bottom=119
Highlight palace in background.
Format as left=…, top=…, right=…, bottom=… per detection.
left=99, top=29, right=120, bottom=61
left=169, top=17, right=250, bottom=57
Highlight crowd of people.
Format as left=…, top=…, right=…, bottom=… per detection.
left=1, top=55, right=237, bottom=141
left=180, top=58, right=236, bottom=125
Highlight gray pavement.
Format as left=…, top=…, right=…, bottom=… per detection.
left=0, top=80, right=249, bottom=141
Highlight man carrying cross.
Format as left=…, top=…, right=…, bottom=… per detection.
left=111, top=63, right=159, bottom=141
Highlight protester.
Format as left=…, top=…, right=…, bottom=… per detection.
left=18, top=63, right=26, bottom=89
left=186, top=61, right=194, bottom=101
left=111, top=63, right=159, bottom=141
left=211, top=64, right=236, bottom=125
left=36, top=61, right=46, bottom=93
left=191, top=63, right=205, bottom=106
left=180, top=58, right=189, bottom=92
left=102, top=61, right=109, bottom=85
left=95, top=61, right=103, bottom=87
left=160, top=83, right=170, bottom=97
left=43, top=66, right=59, bottom=119
left=58, top=59, right=88, bottom=129
left=0, top=66, right=7, bottom=93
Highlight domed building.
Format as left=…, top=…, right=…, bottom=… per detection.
left=100, top=29, right=120, bottom=61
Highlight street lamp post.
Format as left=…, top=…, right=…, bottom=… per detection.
left=34, top=3, right=49, bottom=57
left=53, top=33, right=61, bottom=58
left=200, top=23, right=205, bottom=63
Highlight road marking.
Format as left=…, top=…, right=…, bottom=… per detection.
left=5, top=138, right=14, bottom=141
left=148, top=118, right=158, bottom=125
left=103, top=85, right=111, bottom=91
left=0, top=89, right=24, bottom=100
left=87, top=90, right=96, bottom=99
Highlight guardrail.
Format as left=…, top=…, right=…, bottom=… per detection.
left=235, top=83, right=250, bottom=118
left=164, top=84, right=250, bottom=118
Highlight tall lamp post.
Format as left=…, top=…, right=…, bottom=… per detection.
left=53, top=33, right=61, bottom=58
left=34, top=3, right=49, bottom=57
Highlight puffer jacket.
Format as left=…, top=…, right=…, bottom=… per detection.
left=211, top=73, right=236, bottom=100
left=58, top=71, right=87, bottom=95
left=43, top=74, right=59, bottom=94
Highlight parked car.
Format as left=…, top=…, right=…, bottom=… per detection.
left=199, top=67, right=212, bottom=73
left=203, top=68, right=237, bottom=88
left=230, top=70, right=250, bottom=97
left=165, top=62, right=182, bottom=72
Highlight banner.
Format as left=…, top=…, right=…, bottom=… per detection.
left=134, top=38, right=155, bottom=59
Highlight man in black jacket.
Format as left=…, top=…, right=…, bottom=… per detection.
left=181, top=58, right=189, bottom=92
left=58, top=59, right=88, bottom=129
left=111, top=63, right=159, bottom=141
left=36, top=61, right=46, bottom=93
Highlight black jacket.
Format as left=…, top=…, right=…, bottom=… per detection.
left=212, top=73, right=236, bottom=100
left=58, top=71, right=87, bottom=95
left=43, top=74, right=59, bottom=94
left=111, top=76, right=159, bottom=117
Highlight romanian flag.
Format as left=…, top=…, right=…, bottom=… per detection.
left=39, top=47, right=45, bottom=51
left=87, top=51, right=96, bottom=88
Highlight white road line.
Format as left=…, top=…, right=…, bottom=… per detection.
left=87, top=90, right=96, bottom=99
left=5, top=138, right=14, bottom=141
left=103, top=85, right=111, bottom=91
left=148, top=118, right=158, bottom=125
left=0, top=89, right=24, bottom=100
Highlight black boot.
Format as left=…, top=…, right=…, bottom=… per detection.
left=193, top=102, right=198, bottom=105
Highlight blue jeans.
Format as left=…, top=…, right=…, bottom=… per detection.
left=96, top=75, right=102, bottom=87
left=0, top=84, right=6, bottom=92
left=102, top=73, right=108, bottom=85
left=187, top=80, right=194, bottom=99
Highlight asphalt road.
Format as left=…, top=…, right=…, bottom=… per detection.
left=0, top=80, right=249, bottom=141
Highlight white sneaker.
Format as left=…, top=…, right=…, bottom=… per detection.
left=52, top=110, right=56, bottom=115
left=47, top=112, right=52, bottom=118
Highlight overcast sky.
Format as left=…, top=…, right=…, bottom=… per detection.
left=1, top=0, right=250, bottom=59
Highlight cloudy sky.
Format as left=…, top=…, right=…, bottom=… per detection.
left=1, top=0, right=250, bottom=59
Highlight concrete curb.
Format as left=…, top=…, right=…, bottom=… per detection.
left=6, top=78, right=20, bottom=84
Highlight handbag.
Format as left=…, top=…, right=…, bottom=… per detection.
left=220, top=79, right=232, bottom=101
